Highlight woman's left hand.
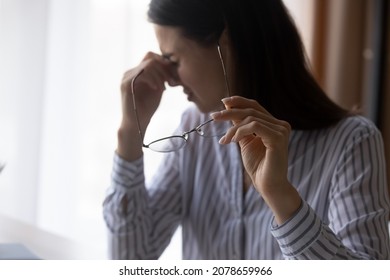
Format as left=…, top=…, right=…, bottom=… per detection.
left=211, top=96, right=301, bottom=224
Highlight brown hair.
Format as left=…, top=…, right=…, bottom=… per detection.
left=148, top=0, right=352, bottom=130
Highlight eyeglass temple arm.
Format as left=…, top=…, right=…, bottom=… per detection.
left=217, top=42, right=231, bottom=97
left=181, top=119, right=214, bottom=136
left=130, top=69, right=148, bottom=147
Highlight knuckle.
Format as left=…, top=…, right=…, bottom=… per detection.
left=248, top=108, right=258, bottom=116
left=245, top=115, right=256, bottom=123
left=276, top=131, right=285, bottom=139
left=277, top=126, right=290, bottom=139
left=143, top=51, right=156, bottom=60
left=280, top=120, right=291, bottom=132
left=249, top=99, right=259, bottom=107
left=252, top=122, right=262, bottom=131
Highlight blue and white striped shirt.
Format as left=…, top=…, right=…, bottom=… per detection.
left=103, top=107, right=390, bottom=259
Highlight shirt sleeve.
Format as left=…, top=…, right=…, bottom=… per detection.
left=271, top=125, right=390, bottom=259
left=103, top=152, right=182, bottom=259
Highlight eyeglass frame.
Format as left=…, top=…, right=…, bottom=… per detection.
left=131, top=42, right=231, bottom=152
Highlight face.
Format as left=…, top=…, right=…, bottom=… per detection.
left=154, top=25, right=227, bottom=113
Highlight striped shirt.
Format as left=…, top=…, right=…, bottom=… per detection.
left=103, top=106, right=390, bottom=259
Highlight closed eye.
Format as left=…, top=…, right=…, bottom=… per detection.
left=162, top=54, right=179, bottom=66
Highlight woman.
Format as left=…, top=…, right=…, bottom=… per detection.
left=103, top=0, right=390, bottom=259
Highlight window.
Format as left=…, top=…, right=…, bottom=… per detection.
left=0, top=0, right=313, bottom=259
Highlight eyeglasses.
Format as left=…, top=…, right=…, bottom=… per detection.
left=131, top=43, right=231, bottom=153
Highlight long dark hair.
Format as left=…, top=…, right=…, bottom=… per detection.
left=148, top=0, right=351, bottom=130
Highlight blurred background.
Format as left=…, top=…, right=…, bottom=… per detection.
left=0, top=0, right=389, bottom=259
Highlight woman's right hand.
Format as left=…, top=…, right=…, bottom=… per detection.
left=117, top=52, right=180, bottom=160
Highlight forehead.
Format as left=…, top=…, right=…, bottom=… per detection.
left=154, top=25, right=191, bottom=55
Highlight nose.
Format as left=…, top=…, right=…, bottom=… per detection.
left=167, top=77, right=181, bottom=87
left=167, top=66, right=181, bottom=87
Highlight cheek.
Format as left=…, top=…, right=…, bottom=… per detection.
left=177, top=66, right=197, bottom=88
left=176, top=59, right=225, bottom=108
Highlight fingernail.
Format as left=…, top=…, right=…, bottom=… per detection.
left=210, top=111, right=221, bottom=119
left=221, top=97, right=231, bottom=104
left=219, top=135, right=227, bottom=144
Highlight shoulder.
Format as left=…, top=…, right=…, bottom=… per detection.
left=333, top=115, right=381, bottom=140
left=324, top=115, right=383, bottom=154
left=291, top=115, right=382, bottom=154
left=338, top=114, right=378, bottom=131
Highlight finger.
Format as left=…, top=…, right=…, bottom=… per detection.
left=143, top=52, right=180, bottom=85
left=128, top=62, right=171, bottom=93
left=220, top=117, right=290, bottom=145
left=122, top=69, right=162, bottom=93
left=143, top=51, right=169, bottom=63
left=142, top=65, right=169, bottom=91
left=211, top=107, right=280, bottom=126
left=221, top=96, right=271, bottom=116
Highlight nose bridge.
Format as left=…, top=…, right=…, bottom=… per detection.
left=182, top=127, right=198, bottom=138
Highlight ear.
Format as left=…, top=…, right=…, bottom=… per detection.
left=218, top=27, right=230, bottom=49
